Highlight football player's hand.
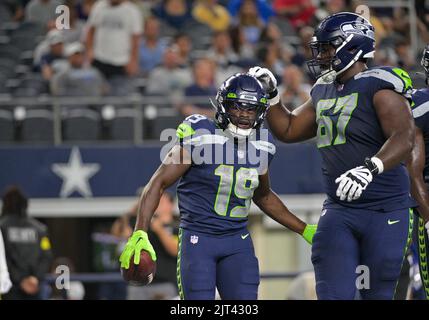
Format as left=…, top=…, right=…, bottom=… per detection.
left=248, top=66, right=279, bottom=103
left=119, top=230, right=157, bottom=269
left=335, top=166, right=373, bottom=202
left=302, top=224, right=317, bottom=245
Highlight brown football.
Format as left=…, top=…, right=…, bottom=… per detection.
left=121, top=250, right=156, bottom=286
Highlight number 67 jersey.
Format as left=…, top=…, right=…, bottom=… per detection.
left=311, top=66, right=416, bottom=211
left=175, top=114, right=276, bottom=235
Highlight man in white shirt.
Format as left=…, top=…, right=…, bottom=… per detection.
left=0, top=229, right=12, bottom=298
left=86, top=0, right=142, bottom=78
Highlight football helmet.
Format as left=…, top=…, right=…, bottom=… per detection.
left=307, top=12, right=375, bottom=81
left=214, top=73, right=269, bottom=137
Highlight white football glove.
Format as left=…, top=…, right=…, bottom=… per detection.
left=335, top=166, right=373, bottom=202
left=248, top=66, right=279, bottom=105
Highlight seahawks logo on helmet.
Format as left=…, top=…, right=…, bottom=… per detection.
left=341, top=22, right=375, bottom=39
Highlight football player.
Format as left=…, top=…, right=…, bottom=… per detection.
left=119, top=73, right=317, bottom=300
left=406, top=45, right=429, bottom=299
left=249, top=12, right=416, bottom=299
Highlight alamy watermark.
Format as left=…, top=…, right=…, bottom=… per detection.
left=55, top=264, right=70, bottom=290
left=55, top=5, right=70, bottom=30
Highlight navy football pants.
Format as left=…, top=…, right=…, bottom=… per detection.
left=177, top=228, right=259, bottom=300
left=311, top=207, right=413, bottom=300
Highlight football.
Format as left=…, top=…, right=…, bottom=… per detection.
left=121, top=250, right=156, bottom=286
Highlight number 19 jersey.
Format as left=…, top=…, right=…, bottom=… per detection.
left=176, top=114, right=276, bottom=235
left=310, top=66, right=415, bottom=211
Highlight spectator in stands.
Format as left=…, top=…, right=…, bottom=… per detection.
left=0, top=186, right=53, bottom=300
left=278, top=64, right=311, bottom=111
left=228, top=0, right=274, bottom=25
left=112, top=191, right=179, bottom=300
left=192, top=0, right=231, bottom=32
left=291, top=26, right=315, bottom=81
left=76, top=0, right=97, bottom=20
left=34, top=3, right=87, bottom=67
left=229, top=25, right=256, bottom=62
left=151, top=0, right=193, bottom=31
left=256, top=43, right=283, bottom=82
left=50, top=42, right=105, bottom=96
left=173, top=33, right=192, bottom=67
left=207, top=31, right=239, bottom=68
left=25, top=0, right=62, bottom=29
left=145, top=46, right=192, bottom=97
left=180, top=58, right=217, bottom=118
left=395, top=38, right=417, bottom=71
left=61, top=0, right=87, bottom=43
left=86, top=0, right=142, bottom=79
left=273, top=0, right=316, bottom=29
left=139, top=16, right=168, bottom=76
left=38, top=30, right=68, bottom=81
left=231, top=0, right=267, bottom=45
left=1, top=0, right=24, bottom=22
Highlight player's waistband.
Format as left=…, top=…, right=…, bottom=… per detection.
left=178, top=225, right=249, bottom=238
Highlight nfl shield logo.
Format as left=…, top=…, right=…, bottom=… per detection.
left=237, top=150, right=245, bottom=159
left=190, top=235, right=199, bottom=244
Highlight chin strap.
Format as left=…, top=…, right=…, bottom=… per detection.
left=226, top=123, right=252, bottom=137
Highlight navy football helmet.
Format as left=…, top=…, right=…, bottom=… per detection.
left=307, top=12, right=375, bottom=81
left=214, top=73, right=269, bottom=137
left=421, top=44, right=429, bottom=85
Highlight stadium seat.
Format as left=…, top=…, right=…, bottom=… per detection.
left=0, top=58, right=17, bottom=79
left=13, top=74, right=49, bottom=97
left=144, top=111, right=184, bottom=140
left=0, top=5, right=13, bottom=28
left=12, top=21, right=46, bottom=38
left=20, top=107, right=54, bottom=143
left=0, top=108, right=15, bottom=142
left=10, top=34, right=40, bottom=51
left=0, top=44, right=21, bottom=62
left=109, top=107, right=139, bottom=141
left=62, top=106, right=101, bottom=141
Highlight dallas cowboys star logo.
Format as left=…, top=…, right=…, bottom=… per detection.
left=52, top=147, right=100, bottom=198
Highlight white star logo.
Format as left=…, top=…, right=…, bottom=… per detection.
left=52, top=147, right=100, bottom=198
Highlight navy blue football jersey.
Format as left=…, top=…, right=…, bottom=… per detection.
left=176, top=114, right=276, bottom=235
left=311, top=66, right=415, bottom=211
left=412, top=88, right=429, bottom=182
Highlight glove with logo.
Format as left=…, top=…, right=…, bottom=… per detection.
left=335, top=157, right=383, bottom=202
left=119, top=230, right=157, bottom=269
left=248, top=66, right=280, bottom=105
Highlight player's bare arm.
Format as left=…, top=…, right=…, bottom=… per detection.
left=373, top=89, right=415, bottom=171
left=407, top=128, right=429, bottom=223
left=267, top=99, right=318, bottom=143
left=135, top=145, right=191, bottom=232
left=253, top=170, right=316, bottom=244
left=248, top=67, right=317, bottom=143
left=120, top=145, right=191, bottom=269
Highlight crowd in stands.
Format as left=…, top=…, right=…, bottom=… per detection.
left=1, top=0, right=429, bottom=142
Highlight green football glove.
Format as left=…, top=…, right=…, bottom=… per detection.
left=119, top=230, right=157, bottom=269
left=302, top=224, right=317, bottom=245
